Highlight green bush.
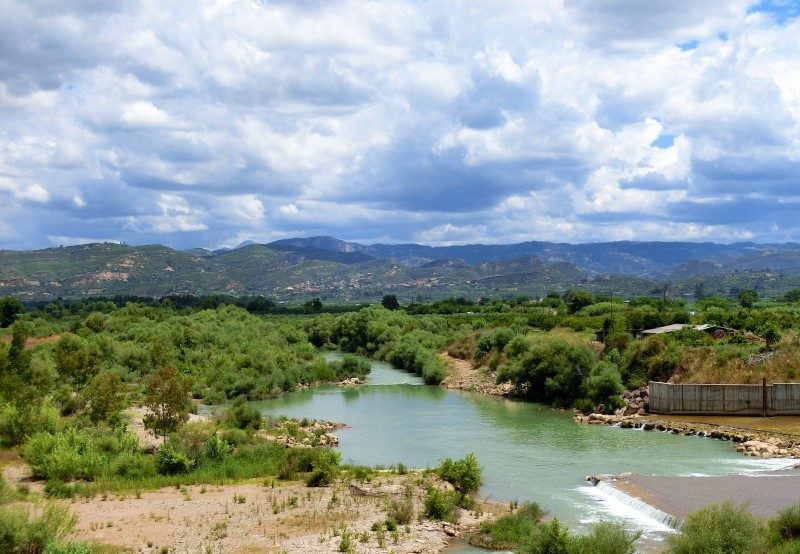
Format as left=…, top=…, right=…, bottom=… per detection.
left=110, top=453, right=157, bottom=480
left=571, top=521, right=638, bottom=554
left=769, top=503, right=800, bottom=545
left=21, top=429, right=106, bottom=481
left=154, top=444, right=193, bottom=475
left=224, top=396, right=262, bottom=430
left=0, top=503, right=77, bottom=554
left=385, top=493, right=414, bottom=525
left=423, top=489, right=458, bottom=522
left=667, top=502, right=766, bottom=554
left=43, top=542, right=95, bottom=554
left=0, top=403, right=59, bottom=446
left=470, top=502, right=546, bottom=550
left=203, top=434, right=232, bottom=462
left=584, top=362, right=625, bottom=414
left=436, top=454, right=482, bottom=494
left=519, top=519, right=572, bottom=554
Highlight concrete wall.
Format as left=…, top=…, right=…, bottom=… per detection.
left=649, top=381, right=800, bottom=416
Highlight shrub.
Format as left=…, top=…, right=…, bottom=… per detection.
left=584, top=362, right=625, bottom=414
left=43, top=542, right=95, bottom=554
left=470, top=502, right=546, bottom=550
left=423, top=489, right=458, bottom=522
left=154, top=444, right=193, bottom=475
left=667, top=502, right=766, bottom=554
left=224, top=396, right=262, bottom=430
left=571, top=521, right=638, bottom=554
left=203, top=434, right=232, bottom=462
left=0, top=503, right=77, bottom=554
left=0, top=402, right=59, bottom=446
left=519, top=519, right=572, bottom=554
left=768, top=502, right=800, bottom=545
left=110, top=453, right=157, bottom=480
left=437, top=454, right=482, bottom=495
left=21, top=429, right=106, bottom=481
left=385, top=493, right=414, bottom=525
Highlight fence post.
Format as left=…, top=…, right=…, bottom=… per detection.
left=763, top=378, right=768, bottom=417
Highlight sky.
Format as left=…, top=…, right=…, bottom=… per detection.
left=1, top=0, right=800, bottom=250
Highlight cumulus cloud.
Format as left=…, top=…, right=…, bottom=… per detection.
left=0, top=0, right=798, bottom=249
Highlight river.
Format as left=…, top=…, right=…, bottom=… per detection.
left=249, top=353, right=792, bottom=548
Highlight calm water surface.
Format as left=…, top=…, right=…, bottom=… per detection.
left=250, top=353, right=790, bottom=544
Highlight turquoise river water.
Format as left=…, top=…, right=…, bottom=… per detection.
left=247, top=353, right=793, bottom=548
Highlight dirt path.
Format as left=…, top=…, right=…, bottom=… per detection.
left=0, top=333, right=63, bottom=348
left=440, top=353, right=512, bottom=397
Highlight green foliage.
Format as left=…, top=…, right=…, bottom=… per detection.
left=519, top=519, right=572, bottom=554
left=0, top=402, right=59, bottom=446
left=224, top=396, right=263, bottom=430
left=584, top=362, right=625, bottom=413
left=381, top=294, right=400, bottom=310
left=21, top=428, right=136, bottom=481
left=667, top=502, right=766, bottom=554
left=154, top=444, right=193, bottom=475
left=738, top=289, right=759, bottom=308
left=53, top=335, right=100, bottom=384
left=499, top=339, right=595, bottom=407
left=385, top=493, right=414, bottom=525
left=423, top=489, right=458, bottom=522
left=0, top=296, right=23, bottom=328
left=143, top=364, right=191, bottom=437
left=470, top=502, right=547, bottom=550
left=564, top=290, right=594, bottom=314
left=436, top=454, right=482, bottom=495
left=81, top=370, right=127, bottom=423
left=0, top=503, right=77, bottom=554
left=769, top=503, right=800, bottom=546
left=571, top=522, right=639, bottom=554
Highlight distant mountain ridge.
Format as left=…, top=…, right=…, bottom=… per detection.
left=3, top=237, right=800, bottom=301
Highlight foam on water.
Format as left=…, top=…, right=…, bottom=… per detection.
left=578, top=482, right=679, bottom=538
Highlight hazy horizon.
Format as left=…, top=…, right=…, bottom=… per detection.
left=2, top=1, right=799, bottom=250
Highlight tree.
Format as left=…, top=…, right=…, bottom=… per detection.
left=761, top=324, right=782, bottom=350
left=82, top=370, right=127, bottom=423
left=143, top=364, right=191, bottom=437
left=737, top=289, right=758, bottom=308
left=381, top=294, right=400, bottom=311
left=0, top=296, right=23, bottom=328
left=563, top=290, right=593, bottom=314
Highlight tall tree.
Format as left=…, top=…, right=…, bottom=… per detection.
left=0, top=296, right=23, bottom=328
left=143, top=364, right=191, bottom=437
left=381, top=294, right=400, bottom=311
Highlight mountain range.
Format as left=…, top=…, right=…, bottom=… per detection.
left=3, top=237, right=800, bottom=302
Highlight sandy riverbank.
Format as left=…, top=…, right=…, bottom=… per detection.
left=439, top=354, right=512, bottom=397
left=1, top=469, right=506, bottom=553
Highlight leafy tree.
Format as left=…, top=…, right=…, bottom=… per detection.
left=500, top=339, right=595, bottom=407
left=783, top=288, right=800, bottom=303
left=381, top=294, right=400, bottom=311
left=761, top=323, right=782, bottom=350
left=224, top=396, right=262, bottom=430
left=584, top=362, right=625, bottom=413
left=0, top=296, right=23, bottom=328
left=737, top=288, right=758, bottom=308
left=563, top=290, right=593, bottom=314
left=53, top=335, right=100, bottom=384
left=82, top=371, right=127, bottom=423
left=143, top=364, right=191, bottom=437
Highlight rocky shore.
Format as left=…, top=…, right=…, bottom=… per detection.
left=574, top=412, right=800, bottom=459
left=258, top=419, right=347, bottom=448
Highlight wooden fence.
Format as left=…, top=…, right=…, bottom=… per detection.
left=649, top=381, right=800, bottom=416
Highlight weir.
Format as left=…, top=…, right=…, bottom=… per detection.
left=593, top=481, right=684, bottom=531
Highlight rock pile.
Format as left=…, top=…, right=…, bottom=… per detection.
left=737, top=438, right=794, bottom=458
left=616, top=386, right=649, bottom=416
left=574, top=413, right=800, bottom=458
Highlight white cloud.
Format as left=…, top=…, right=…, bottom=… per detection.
left=0, top=0, right=799, bottom=248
